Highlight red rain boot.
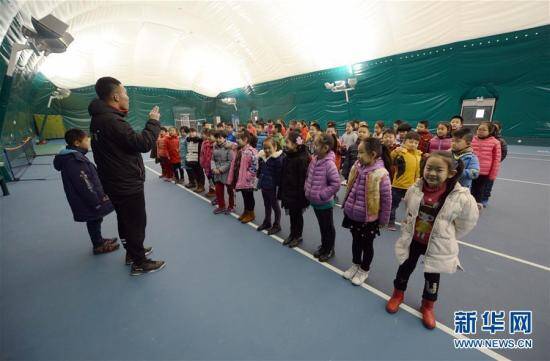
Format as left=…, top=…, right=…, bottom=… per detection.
left=385, top=288, right=405, bottom=314
left=420, top=299, right=436, bottom=330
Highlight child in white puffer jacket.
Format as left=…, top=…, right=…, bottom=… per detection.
left=385, top=151, right=479, bottom=330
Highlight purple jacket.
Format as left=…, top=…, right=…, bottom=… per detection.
left=304, top=151, right=340, bottom=205
left=343, top=159, right=392, bottom=225
left=429, top=136, right=452, bottom=153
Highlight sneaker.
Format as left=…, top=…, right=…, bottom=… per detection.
left=225, top=207, right=235, bottom=215
left=256, top=222, right=271, bottom=232
left=184, top=183, right=196, bottom=189
left=477, top=203, right=483, bottom=211
left=313, top=246, right=323, bottom=258
left=267, top=224, right=281, bottom=235
left=205, top=189, right=216, bottom=198
left=318, top=249, right=335, bottom=262
left=194, top=186, right=205, bottom=193
left=481, top=201, right=488, bottom=208
left=351, top=268, right=370, bottom=286
left=211, top=198, right=218, bottom=206
left=93, top=242, right=120, bottom=255
left=343, top=264, right=360, bottom=280
left=288, top=237, right=303, bottom=248
left=341, top=180, right=347, bottom=186
left=388, top=222, right=397, bottom=231
left=125, top=246, right=153, bottom=265
left=213, top=207, right=226, bottom=215
left=130, top=259, right=166, bottom=276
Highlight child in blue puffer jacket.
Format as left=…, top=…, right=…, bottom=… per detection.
left=256, top=137, right=284, bottom=235
left=451, top=128, right=480, bottom=189
left=53, top=129, right=119, bottom=255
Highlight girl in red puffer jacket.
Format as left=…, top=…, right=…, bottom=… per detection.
left=166, top=127, right=183, bottom=184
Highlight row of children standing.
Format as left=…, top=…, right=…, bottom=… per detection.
left=152, top=117, right=504, bottom=330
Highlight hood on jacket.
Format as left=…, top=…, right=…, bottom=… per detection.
left=284, top=145, right=307, bottom=158
left=454, top=146, right=474, bottom=157
left=53, top=147, right=87, bottom=171
left=258, top=149, right=283, bottom=161
left=314, top=150, right=335, bottom=164
left=88, top=98, right=127, bottom=118
left=355, top=158, right=385, bottom=173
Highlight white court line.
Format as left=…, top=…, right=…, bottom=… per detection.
left=507, top=156, right=550, bottom=162
left=334, top=203, right=550, bottom=272
left=496, top=178, right=550, bottom=187
left=144, top=164, right=506, bottom=361
left=509, top=152, right=550, bottom=157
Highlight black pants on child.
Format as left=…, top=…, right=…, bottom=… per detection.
left=187, top=162, right=205, bottom=187
left=471, top=175, right=491, bottom=203
left=390, top=187, right=407, bottom=223
left=172, top=162, right=184, bottom=181
left=393, top=240, right=440, bottom=301
left=241, top=189, right=255, bottom=211
left=261, top=188, right=281, bottom=226
left=350, top=221, right=380, bottom=271
left=109, top=191, right=147, bottom=265
left=86, top=218, right=104, bottom=247
left=313, top=207, right=335, bottom=253
left=288, top=207, right=304, bottom=239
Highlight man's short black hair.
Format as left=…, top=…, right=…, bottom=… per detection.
left=383, top=128, right=396, bottom=136
left=452, top=127, right=473, bottom=143
left=65, top=128, right=87, bottom=146
left=397, top=123, right=412, bottom=132
left=95, top=77, right=121, bottom=101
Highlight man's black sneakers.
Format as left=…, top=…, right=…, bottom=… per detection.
left=130, top=259, right=166, bottom=276
left=125, top=246, right=153, bottom=265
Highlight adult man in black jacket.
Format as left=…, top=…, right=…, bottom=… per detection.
left=89, top=76, right=165, bottom=275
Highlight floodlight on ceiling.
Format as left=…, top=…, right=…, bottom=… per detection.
left=7, top=14, right=74, bottom=76
left=221, top=97, right=237, bottom=111
left=324, top=78, right=358, bottom=102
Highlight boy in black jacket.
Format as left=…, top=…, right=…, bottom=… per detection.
left=54, top=129, right=119, bottom=255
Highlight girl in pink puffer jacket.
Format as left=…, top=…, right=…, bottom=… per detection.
left=304, top=133, right=341, bottom=262
left=227, top=130, right=258, bottom=223
left=471, top=121, right=501, bottom=207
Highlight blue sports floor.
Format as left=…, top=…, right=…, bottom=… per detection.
left=1, top=144, right=549, bottom=360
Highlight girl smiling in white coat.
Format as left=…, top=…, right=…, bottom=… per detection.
left=385, top=151, right=479, bottom=330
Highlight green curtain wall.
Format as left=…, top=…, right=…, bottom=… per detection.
left=1, top=16, right=549, bottom=145
left=216, top=25, right=550, bottom=141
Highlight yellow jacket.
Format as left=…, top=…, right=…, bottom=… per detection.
left=391, top=148, right=422, bottom=189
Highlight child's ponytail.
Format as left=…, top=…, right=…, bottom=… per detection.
left=360, top=137, right=392, bottom=175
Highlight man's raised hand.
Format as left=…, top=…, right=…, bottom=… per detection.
left=149, top=106, right=160, bottom=121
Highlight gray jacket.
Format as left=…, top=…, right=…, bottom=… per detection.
left=211, top=140, right=234, bottom=184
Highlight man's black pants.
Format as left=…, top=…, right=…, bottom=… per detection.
left=109, top=191, right=147, bottom=264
